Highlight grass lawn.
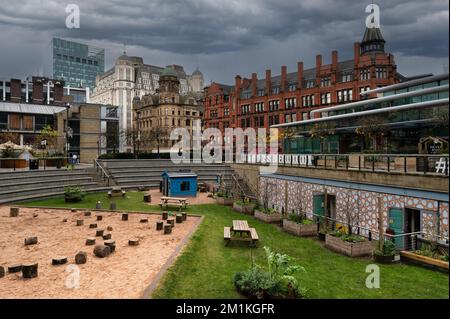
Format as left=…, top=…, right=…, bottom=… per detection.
left=20, top=192, right=449, bottom=299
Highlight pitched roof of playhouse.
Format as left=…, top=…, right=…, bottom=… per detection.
left=162, top=171, right=198, bottom=178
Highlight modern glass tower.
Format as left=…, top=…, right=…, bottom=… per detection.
left=51, top=38, right=105, bottom=89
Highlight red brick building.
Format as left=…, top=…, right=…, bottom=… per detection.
left=204, top=26, right=403, bottom=135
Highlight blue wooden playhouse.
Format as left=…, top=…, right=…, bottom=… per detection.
left=161, top=171, right=198, bottom=197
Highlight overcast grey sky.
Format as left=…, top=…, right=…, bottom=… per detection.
left=0, top=0, right=448, bottom=84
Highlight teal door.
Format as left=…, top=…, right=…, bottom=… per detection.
left=389, top=208, right=404, bottom=249
left=313, top=194, right=325, bottom=220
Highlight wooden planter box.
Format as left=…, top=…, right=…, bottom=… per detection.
left=0, top=159, right=27, bottom=169
left=400, top=251, right=449, bottom=272
left=215, top=197, right=234, bottom=206
left=325, top=234, right=373, bottom=257
left=283, top=219, right=317, bottom=237
left=254, top=210, right=283, bottom=223
left=233, top=202, right=256, bottom=215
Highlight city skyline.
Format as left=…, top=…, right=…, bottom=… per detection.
left=0, top=0, right=448, bottom=85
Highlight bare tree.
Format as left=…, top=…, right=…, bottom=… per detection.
left=355, top=115, right=389, bottom=152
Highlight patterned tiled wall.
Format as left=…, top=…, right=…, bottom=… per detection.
left=260, top=176, right=449, bottom=240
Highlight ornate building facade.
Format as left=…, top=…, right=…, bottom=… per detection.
left=204, top=24, right=404, bottom=139
left=133, top=67, right=204, bottom=152
left=90, top=54, right=204, bottom=151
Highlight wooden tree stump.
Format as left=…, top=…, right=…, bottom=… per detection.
left=162, top=212, right=168, bottom=220
left=22, top=263, right=38, bottom=279
left=167, top=219, right=175, bottom=227
left=94, top=245, right=111, bottom=258
left=52, top=257, right=68, bottom=266
left=0, top=266, right=5, bottom=278
left=84, top=211, right=92, bottom=217
left=75, top=251, right=87, bottom=264
left=164, top=225, right=172, bottom=235
left=24, top=236, right=38, bottom=246
left=143, top=194, right=151, bottom=203
left=176, top=214, right=183, bottom=223
left=10, top=207, right=19, bottom=217
left=86, top=237, right=96, bottom=246
left=95, top=202, right=102, bottom=210
left=8, top=264, right=22, bottom=273
left=76, top=220, right=84, bottom=226
left=89, top=223, right=98, bottom=229
left=104, top=239, right=116, bottom=253
left=140, top=218, right=148, bottom=223
left=128, top=238, right=139, bottom=246
left=96, top=229, right=104, bottom=237
left=96, top=215, right=103, bottom=221
left=102, top=233, right=112, bottom=240
left=182, top=212, right=187, bottom=221
left=110, top=203, right=117, bottom=210
left=156, top=221, right=164, bottom=231
left=107, top=226, right=113, bottom=231
left=122, top=213, right=128, bottom=221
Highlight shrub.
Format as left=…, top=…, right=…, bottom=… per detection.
left=374, top=240, right=396, bottom=257
left=258, top=207, right=278, bottom=215
left=235, top=197, right=253, bottom=206
left=233, top=247, right=306, bottom=299
left=287, top=213, right=313, bottom=225
left=329, top=229, right=366, bottom=243
left=64, top=186, right=85, bottom=203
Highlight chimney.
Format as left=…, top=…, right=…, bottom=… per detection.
left=251, top=73, right=257, bottom=97
left=265, top=69, right=272, bottom=95
left=54, top=80, right=64, bottom=105
left=332, top=50, right=338, bottom=69
left=235, top=75, right=242, bottom=95
left=10, top=79, right=22, bottom=103
left=281, top=66, right=287, bottom=92
left=315, top=55, right=322, bottom=86
left=354, top=42, right=360, bottom=65
left=32, top=78, right=44, bottom=104
left=297, top=62, right=304, bottom=90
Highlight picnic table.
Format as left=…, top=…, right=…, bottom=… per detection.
left=224, top=220, right=259, bottom=247
left=159, top=196, right=189, bottom=211
left=108, top=186, right=126, bottom=198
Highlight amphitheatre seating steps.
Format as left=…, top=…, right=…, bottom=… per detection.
left=0, top=169, right=105, bottom=204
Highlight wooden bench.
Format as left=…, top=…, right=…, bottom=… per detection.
left=249, top=228, right=259, bottom=246
left=159, top=197, right=189, bottom=211
left=224, top=227, right=231, bottom=245
left=108, top=187, right=126, bottom=198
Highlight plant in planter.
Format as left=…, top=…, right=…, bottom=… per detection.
left=373, top=240, right=397, bottom=264
left=64, top=186, right=85, bottom=203
left=214, top=190, right=234, bottom=206
left=283, top=212, right=316, bottom=237
left=254, top=206, right=283, bottom=223
left=325, top=229, right=373, bottom=257
left=233, top=247, right=306, bottom=299
left=233, top=197, right=256, bottom=215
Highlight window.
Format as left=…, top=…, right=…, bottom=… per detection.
left=272, top=86, right=280, bottom=94
left=337, top=89, right=353, bottom=103
left=255, top=102, right=264, bottom=112
left=269, top=100, right=279, bottom=112
left=269, top=115, right=279, bottom=126
left=320, top=92, right=331, bottom=105
left=241, top=104, right=250, bottom=114
left=288, top=83, right=297, bottom=92
left=302, top=112, right=309, bottom=120
left=284, top=97, right=297, bottom=109
left=257, top=89, right=265, bottom=97
left=341, top=73, right=353, bottom=82
left=180, top=181, right=190, bottom=191
left=304, top=80, right=315, bottom=89
left=302, top=95, right=315, bottom=107
left=320, top=76, right=331, bottom=87
left=360, top=68, right=370, bottom=80
left=376, top=67, right=388, bottom=79
left=224, top=108, right=230, bottom=116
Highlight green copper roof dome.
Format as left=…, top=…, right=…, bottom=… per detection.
left=161, top=66, right=177, bottom=77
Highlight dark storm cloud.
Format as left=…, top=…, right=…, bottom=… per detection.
left=0, top=0, right=448, bottom=82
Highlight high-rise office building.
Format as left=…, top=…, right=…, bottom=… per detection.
left=51, top=38, right=105, bottom=89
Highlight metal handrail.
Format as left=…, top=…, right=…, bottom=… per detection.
left=94, top=159, right=110, bottom=186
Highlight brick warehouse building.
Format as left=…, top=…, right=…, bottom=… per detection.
left=204, top=25, right=408, bottom=145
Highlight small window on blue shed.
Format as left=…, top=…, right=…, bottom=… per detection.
left=181, top=181, right=190, bottom=191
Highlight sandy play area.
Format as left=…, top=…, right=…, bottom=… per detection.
left=0, top=206, right=200, bottom=299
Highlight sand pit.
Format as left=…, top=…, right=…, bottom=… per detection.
left=0, top=206, right=200, bottom=299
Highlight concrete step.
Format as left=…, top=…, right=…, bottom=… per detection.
left=0, top=170, right=89, bottom=182
left=0, top=177, right=93, bottom=190
left=0, top=186, right=111, bottom=204
left=0, top=182, right=99, bottom=200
